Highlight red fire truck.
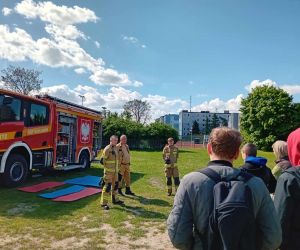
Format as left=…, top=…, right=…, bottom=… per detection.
left=0, top=89, right=103, bottom=187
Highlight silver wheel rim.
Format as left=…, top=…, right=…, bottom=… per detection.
left=10, top=162, right=24, bottom=182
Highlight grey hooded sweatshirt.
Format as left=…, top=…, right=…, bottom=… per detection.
left=167, top=160, right=282, bottom=250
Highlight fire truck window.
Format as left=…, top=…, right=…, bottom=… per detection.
left=29, top=103, right=48, bottom=126
left=0, top=95, right=21, bottom=122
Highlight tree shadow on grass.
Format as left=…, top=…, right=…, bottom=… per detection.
left=114, top=204, right=167, bottom=220
left=125, top=195, right=170, bottom=207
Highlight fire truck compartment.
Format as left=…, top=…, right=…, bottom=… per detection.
left=56, top=114, right=77, bottom=165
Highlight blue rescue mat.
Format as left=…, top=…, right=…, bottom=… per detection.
left=64, top=175, right=102, bottom=187
left=39, top=185, right=86, bottom=199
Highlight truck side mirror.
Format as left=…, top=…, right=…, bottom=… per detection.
left=3, top=96, right=13, bottom=105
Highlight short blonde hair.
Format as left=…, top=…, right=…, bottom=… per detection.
left=209, top=127, right=243, bottom=159
left=272, top=140, right=288, bottom=160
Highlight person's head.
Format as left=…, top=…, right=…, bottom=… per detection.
left=207, top=127, right=242, bottom=162
left=120, top=134, right=127, bottom=144
left=241, top=143, right=257, bottom=160
left=287, top=128, right=300, bottom=166
left=272, top=140, right=288, bottom=161
left=110, top=135, right=118, bottom=146
left=168, top=137, right=174, bottom=146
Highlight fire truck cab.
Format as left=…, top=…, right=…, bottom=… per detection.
left=0, top=89, right=103, bottom=187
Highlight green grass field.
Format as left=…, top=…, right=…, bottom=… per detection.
left=0, top=148, right=276, bottom=249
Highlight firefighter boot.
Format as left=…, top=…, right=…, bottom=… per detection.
left=118, top=188, right=125, bottom=196
left=125, top=187, right=135, bottom=196
left=101, top=204, right=110, bottom=210
left=112, top=195, right=124, bottom=205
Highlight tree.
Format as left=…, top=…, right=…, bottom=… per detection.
left=123, top=99, right=151, bottom=124
left=192, top=120, right=200, bottom=134
left=219, top=117, right=228, bottom=127
left=120, top=110, right=132, bottom=120
left=204, top=117, right=211, bottom=135
left=211, top=113, right=220, bottom=129
left=145, top=122, right=179, bottom=142
left=240, top=85, right=299, bottom=150
left=1, top=65, right=42, bottom=95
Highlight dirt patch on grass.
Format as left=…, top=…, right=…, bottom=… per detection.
left=1, top=233, right=42, bottom=249
left=149, top=177, right=165, bottom=189
left=51, top=236, right=90, bottom=249
left=99, top=222, right=174, bottom=250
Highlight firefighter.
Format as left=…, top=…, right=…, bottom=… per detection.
left=117, top=135, right=135, bottom=196
left=100, top=135, right=124, bottom=210
left=163, top=137, right=180, bottom=196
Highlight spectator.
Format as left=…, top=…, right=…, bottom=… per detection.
left=167, top=127, right=281, bottom=250
left=272, top=140, right=292, bottom=179
left=274, top=128, right=300, bottom=250
left=240, top=143, right=277, bottom=193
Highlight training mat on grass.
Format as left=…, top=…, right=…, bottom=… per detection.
left=64, top=176, right=102, bottom=187
left=39, top=185, right=86, bottom=199
left=53, top=187, right=101, bottom=202
left=18, top=182, right=65, bottom=193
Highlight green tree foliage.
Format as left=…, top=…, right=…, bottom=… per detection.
left=102, top=116, right=178, bottom=149
left=192, top=120, right=200, bottom=134
left=145, top=122, right=179, bottom=142
left=1, top=65, right=42, bottom=95
left=204, top=117, right=211, bottom=135
left=211, top=113, right=220, bottom=129
left=240, top=85, right=299, bottom=150
left=219, top=117, right=228, bottom=127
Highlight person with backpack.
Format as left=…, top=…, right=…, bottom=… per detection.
left=274, top=128, right=300, bottom=250
left=167, top=127, right=281, bottom=250
left=240, top=143, right=277, bottom=193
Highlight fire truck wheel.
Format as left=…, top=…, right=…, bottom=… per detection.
left=3, top=154, right=29, bottom=187
left=79, top=151, right=90, bottom=169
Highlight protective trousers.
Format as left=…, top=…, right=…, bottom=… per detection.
left=165, top=164, right=180, bottom=194
left=100, top=171, right=119, bottom=205
left=118, top=164, right=131, bottom=188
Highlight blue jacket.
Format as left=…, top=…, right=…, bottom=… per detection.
left=167, top=161, right=282, bottom=250
left=241, top=156, right=277, bottom=193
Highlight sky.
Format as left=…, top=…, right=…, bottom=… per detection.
left=1, top=0, right=300, bottom=119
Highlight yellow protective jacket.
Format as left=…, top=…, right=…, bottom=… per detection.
left=102, top=144, right=118, bottom=172
left=163, top=145, right=179, bottom=165
left=117, top=143, right=131, bottom=165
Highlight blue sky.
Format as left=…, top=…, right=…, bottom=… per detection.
left=1, top=0, right=300, bottom=118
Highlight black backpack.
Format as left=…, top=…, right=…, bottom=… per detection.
left=200, top=167, right=258, bottom=250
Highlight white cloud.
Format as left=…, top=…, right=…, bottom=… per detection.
left=281, top=85, right=300, bottom=95
left=74, top=68, right=86, bottom=74
left=41, top=84, right=141, bottom=111
left=143, top=95, right=189, bottom=118
left=245, top=79, right=300, bottom=95
left=15, top=0, right=98, bottom=26
left=40, top=84, right=189, bottom=119
left=0, top=1, right=142, bottom=87
left=0, top=25, right=36, bottom=61
left=245, top=79, right=277, bottom=92
left=45, top=24, right=86, bottom=40
left=122, top=35, right=146, bottom=49
left=94, top=41, right=100, bottom=48
left=2, top=7, right=12, bottom=16
left=192, top=94, right=243, bottom=113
